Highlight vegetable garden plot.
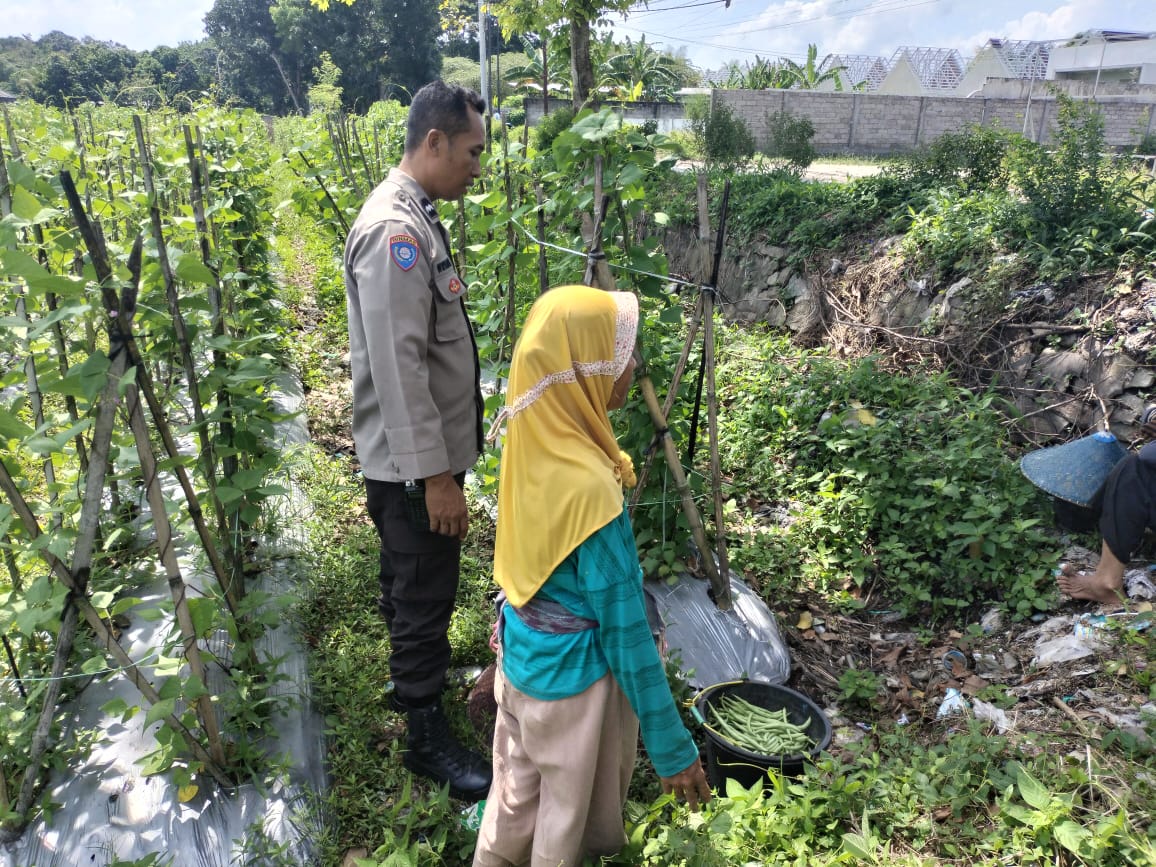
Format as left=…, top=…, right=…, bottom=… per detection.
left=1, top=102, right=325, bottom=862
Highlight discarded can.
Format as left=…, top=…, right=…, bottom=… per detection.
left=942, top=649, right=968, bottom=675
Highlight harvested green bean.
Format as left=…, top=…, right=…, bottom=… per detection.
left=708, top=694, right=814, bottom=755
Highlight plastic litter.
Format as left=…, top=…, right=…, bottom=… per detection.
left=980, top=608, right=1003, bottom=633
left=942, top=649, right=968, bottom=675
left=937, top=688, right=969, bottom=718
left=1125, top=568, right=1156, bottom=601
left=972, top=698, right=1012, bottom=733
left=1033, top=633, right=1102, bottom=666
left=461, top=800, right=486, bottom=832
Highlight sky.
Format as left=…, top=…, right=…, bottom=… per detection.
left=3, top=0, right=1156, bottom=73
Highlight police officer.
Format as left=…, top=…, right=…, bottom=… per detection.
left=344, top=80, right=490, bottom=800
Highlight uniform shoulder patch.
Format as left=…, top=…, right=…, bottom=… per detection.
left=448, top=276, right=463, bottom=295
left=389, top=234, right=420, bottom=271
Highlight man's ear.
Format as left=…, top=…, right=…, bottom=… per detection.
left=425, top=128, right=444, bottom=155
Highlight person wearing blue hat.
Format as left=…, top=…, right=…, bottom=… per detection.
left=1057, top=409, right=1156, bottom=605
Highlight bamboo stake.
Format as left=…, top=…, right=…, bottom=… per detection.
left=14, top=286, right=59, bottom=528
left=182, top=125, right=234, bottom=586
left=456, top=196, right=468, bottom=278
left=132, top=115, right=212, bottom=449
left=630, top=293, right=704, bottom=511
left=0, top=464, right=232, bottom=815
left=122, top=380, right=228, bottom=766
left=0, top=238, right=230, bottom=837
left=579, top=195, right=728, bottom=607
left=501, top=123, right=518, bottom=362
left=535, top=183, right=549, bottom=295
left=60, top=171, right=237, bottom=615
left=295, top=153, right=350, bottom=239
left=351, top=117, right=373, bottom=188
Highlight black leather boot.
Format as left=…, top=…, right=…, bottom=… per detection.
left=404, top=701, right=492, bottom=801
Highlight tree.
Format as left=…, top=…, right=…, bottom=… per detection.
left=782, top=44, right=846, bottom=91
left=599, top=36, right=681, bottom=102
left=724, top=55, right=792, bottom=90
left=206, top=0, right=304, bottom=112
left=308, top=51, right=343, bottom=112
left=488, top=0, right=636, bottom=108
left=207, top=0, right=440, bottom=112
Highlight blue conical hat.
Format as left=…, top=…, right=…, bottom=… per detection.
left=1020, top=431, right=1128, bottom=507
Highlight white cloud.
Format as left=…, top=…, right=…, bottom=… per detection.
left=614, top=0, right=1156, bottom=72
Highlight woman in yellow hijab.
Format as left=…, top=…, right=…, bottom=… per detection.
left=474, top=285, right=710, bottom=867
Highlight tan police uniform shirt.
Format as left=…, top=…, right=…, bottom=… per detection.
left=344, top=167, right=483, bottom=483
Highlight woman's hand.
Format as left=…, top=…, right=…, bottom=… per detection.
left=660, top=757, right=712, bottom=811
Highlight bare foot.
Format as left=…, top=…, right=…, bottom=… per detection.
left=1056, top=563, right=1125, bottom=606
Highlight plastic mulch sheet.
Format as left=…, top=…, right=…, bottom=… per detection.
left=644, top=569, right=791, bottom=690
left=1, top=375, right=327, bottom=867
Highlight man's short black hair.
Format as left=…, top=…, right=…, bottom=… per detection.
left=405, top=80, right=485, bottom=153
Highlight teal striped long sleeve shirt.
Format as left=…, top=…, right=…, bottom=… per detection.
left=500, top=508, right=699, bottom=779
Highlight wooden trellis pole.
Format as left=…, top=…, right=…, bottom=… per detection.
left=60, top=171, right=238, bottom=615
left=579, top=187, right=731, bottom=609
left=0, top=239, right=231, bottom=839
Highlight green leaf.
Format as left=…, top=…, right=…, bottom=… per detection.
left=81, top=655, right=108, bottom=675
left=842, top=832, right=877, bottom=860
left=1054, top=820, right=1092, bottom=853
left=144, top=698, right=177, bottom=727
left=215, top=485, right=244, bottom=504
left=175, top=255, right=218, bottom=286
left=10, top=186, right=46, bottom=222
left=571, top=109, right=622, bottom=142
left=187, top=597, right=218, bottom=637
left=1016, top=766, right=1051, bottom=811
left=0, top=406, right=33, bottom=440
left=0, top=248, right=78, bottom=295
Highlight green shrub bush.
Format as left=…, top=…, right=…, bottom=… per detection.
left=685, top=95, right=755, bottom=169
left=762, top=109, right=816, bottom=174
left=717, top=334, right=1056, bottom=619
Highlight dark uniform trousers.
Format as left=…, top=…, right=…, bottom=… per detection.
left=365, top=472, right=466, bottom=705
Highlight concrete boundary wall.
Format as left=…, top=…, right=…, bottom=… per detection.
left=526, top=90, right=1156, bottom=154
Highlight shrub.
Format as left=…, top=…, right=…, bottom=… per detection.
left=685, top=95, right=755, bottom=169
left=762, top=109, right=816, bottom=174
left=1008, top=94, right=1115, bottom=233
left=895, top=123, right=1014, bottom=193
left=717, top=336, right=1056, bottom=619
left=534, top=104, right=576, bottom=151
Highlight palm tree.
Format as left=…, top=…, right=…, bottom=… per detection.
left=599, top=36, right=681, bottom=101
left=505, top=39, right=572, bottom=101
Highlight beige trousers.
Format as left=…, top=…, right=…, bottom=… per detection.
left=472, top=663, right=639, bottom=867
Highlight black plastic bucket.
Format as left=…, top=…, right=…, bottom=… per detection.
left=694, top=680, right=832, bottom=788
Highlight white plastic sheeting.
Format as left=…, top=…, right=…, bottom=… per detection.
left=2, top=374, right=328, bottom=867
left=644, top=569, right=791, bottom=690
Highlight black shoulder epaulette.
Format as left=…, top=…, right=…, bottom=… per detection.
left=419, top=197, right=440, bottom=224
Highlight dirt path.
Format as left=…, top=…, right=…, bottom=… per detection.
left=802, top=160, right=885, bottom=182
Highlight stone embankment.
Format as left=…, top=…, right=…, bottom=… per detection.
left=664, top=225, right=1156, bottom=444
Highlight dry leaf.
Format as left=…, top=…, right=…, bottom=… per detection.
left=879, top=645, right=905, bottom=668
left=797, top=611, right=814, bottom=630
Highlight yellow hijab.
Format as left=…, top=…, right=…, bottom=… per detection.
left=493, top=285, right=639, bottom=607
